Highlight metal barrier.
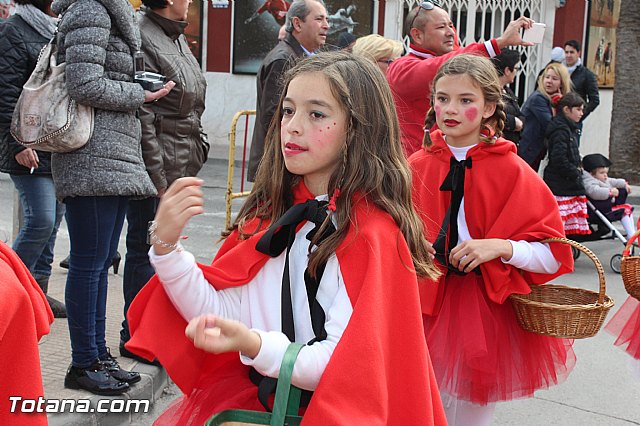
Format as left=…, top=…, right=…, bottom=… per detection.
left=225, top=110, right=256, bottom=229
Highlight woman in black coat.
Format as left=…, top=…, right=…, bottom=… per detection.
left=543, top=92, right=590, bottom=236
left=0, top=0, right=66, bottom=317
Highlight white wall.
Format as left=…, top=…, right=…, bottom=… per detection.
left=580, top=89, right=612, bottom=156
left=202, top=72, right=257, bottom=157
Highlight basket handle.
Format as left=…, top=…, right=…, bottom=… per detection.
left=541, top=237, right=607, bottom=305
left=270, top=342, right=304, bottom=426
left=622, top=229, right=640, bottom=256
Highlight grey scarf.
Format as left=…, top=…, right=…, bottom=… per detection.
left=14, top=4, right=57, bottom=40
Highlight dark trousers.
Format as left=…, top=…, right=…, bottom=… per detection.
left=590, top=187, right=630, bottom=222
left=120, top=197, right=159, bottom=344
left=10, top=174, right=65, bottom=281
left=65, top=196, right=128, bottom=367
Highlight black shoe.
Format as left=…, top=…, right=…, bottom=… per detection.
left=111, top=251, right=121, bottom=274
left=59, top=255, right=70, bottom=269
left=119, top=344, right=161, bottom=367
left=100, top=348, right=141, bottom=384
left=64, top=360, right=129, bottom=396
left=46, top=295, right=67, bottom=318
left=59, top=252, right=121, bottom=274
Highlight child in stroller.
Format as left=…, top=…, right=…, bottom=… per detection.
left=582, top=153, right=636, bottom=239
left=570, top=153, right=638, bottom=272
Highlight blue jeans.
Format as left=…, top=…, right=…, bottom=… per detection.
left=64, top=196, right=128, bottom=368
left=10, top=174, right=65, bottom=281
left=120, top=197, right=159, bottom=344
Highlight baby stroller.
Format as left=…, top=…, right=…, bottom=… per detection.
left=570, top=197, right=637, bottom=273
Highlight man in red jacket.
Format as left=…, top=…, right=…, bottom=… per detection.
left=387, top=2, right=535, bottom=156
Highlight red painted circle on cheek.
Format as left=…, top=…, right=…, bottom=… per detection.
left=464, top=107, right=478, bottom=122
left=434, top=105, right=441, bottom=117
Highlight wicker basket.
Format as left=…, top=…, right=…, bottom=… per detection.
left=621, top=229, right=640, bottom=301
left=510, top=237, right=615, bottom=339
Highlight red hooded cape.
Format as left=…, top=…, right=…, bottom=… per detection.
left=409, top=130, right=574, bottom=315
left=127, top=183, right=447, bottom=425
left=0, top=241, right=53, bottom=426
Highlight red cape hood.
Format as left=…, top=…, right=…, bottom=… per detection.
left=127, top=183, right=446, bottom=425
left=410, top=129, right=574, bottom=315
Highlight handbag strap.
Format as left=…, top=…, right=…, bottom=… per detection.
left=270, top=343, right=304, bottom=426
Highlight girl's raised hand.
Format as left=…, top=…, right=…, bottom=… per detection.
left=449, top=239, right=513, bottom=274
left=185, top=315, right=262, bottom=358
left=152, top=177, right=204, bottom=255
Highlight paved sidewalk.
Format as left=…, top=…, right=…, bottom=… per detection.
left=42, top=265, right=171, bottom=426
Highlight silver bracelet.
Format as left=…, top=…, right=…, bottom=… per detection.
left=147, top=220, right=182, bottom=252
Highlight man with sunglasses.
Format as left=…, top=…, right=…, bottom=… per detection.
left=387, top=1, right=535, bottom=156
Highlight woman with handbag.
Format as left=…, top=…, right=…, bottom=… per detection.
left=50, top=0, right=173, bottom=396
left=0, top=0, right=67, bottom=318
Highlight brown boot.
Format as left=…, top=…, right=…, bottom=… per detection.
left=35, top=277, right=67, bottom=318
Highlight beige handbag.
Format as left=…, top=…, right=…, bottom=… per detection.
left=10, top=37, right=94, bottom=153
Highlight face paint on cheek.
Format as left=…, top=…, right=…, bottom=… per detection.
left=464, top=107, right=478, bottom=122
left=434, top=105, right=441, bottom=118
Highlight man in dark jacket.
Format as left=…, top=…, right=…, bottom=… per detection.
left=564, top=39, right=599, bottom=145
left=247, top=0, right=329, bottom=181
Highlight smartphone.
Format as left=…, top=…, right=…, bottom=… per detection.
left=522, top=22, right=546, bottom=44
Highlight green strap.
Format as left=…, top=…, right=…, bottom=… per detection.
left=270, top=343, right=304, bottom=426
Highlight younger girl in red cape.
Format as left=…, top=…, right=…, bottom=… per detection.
left=606, top=296, right=640, bottom=379
left=126, top=51, right=447, bottom=425
left=409, top=54, right=576, bottom=425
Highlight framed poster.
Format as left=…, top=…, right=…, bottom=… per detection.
left=184, top=0, right=204, bottom=64
left=586, top=0, right=620, bottom=88
left=233, top=1, right=374, bottom=75
left=0, top=0, right=15, bottom=21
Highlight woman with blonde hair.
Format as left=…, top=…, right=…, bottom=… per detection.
left=352, top=33, right=403, bottom=75
left=518, top=62, right=571, bottom=171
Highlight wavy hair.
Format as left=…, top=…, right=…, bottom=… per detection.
left=536, top=62, right=572, bottom=102
left=423, top=54, right=506, bottom=146
left=224, top=51, right=440, bottom=280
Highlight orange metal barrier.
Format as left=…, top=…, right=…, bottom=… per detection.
left=225, top=110, right=256, bottom=229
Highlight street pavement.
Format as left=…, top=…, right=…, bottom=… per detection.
left=1, top=148, right=639, bottom=425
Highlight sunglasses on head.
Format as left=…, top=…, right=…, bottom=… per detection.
left=409, top=1, right=439, bottom=30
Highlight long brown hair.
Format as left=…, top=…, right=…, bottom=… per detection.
left=423, top=54, right=506, bottom=146
left=224, top=51, right=439, bottom=280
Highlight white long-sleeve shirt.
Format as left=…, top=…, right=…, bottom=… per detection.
left=448, top=144, right=561, bottom=274
left=149, top=216, right=353, bottom=392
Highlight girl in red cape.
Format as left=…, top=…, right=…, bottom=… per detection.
left=606, top=294, right=640, bottom=379
left=409, top=54, right=576, bottom=425
left=126, top=51, right=447, bottom=425
left=0, top=241, right=53, bottom=426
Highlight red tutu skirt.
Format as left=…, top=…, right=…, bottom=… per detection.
left=605, top=296, right=640, bottom=360
left=423, top=273, right=576, bottom=405
left=154, top=359, right=269, bottom=426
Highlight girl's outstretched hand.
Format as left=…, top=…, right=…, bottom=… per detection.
left=152, top=177, right=204, bottom=255
left=185, top=315, right=262, bottom=358
left=449, top=239, right=513, bottom=274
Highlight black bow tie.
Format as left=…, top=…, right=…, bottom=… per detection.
left=433, top=156, right=477, bottom=275
left=256, top=199, right=332, bottom=257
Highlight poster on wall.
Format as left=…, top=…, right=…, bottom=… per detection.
left=586, top=0, right=620, bottom=88
left=0, top=0, right=15, bottom=21
left=233, top=0, right=374, bottom=74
